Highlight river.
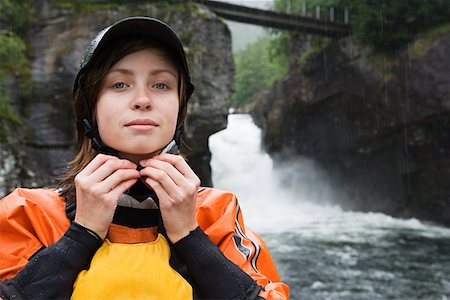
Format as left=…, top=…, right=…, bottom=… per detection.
left=209, top=114, right=450, bottom=300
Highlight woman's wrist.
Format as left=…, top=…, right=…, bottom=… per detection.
left=167, top=223, right=199, bottom=243
left=72, top=221, right=104, bottom=241
left=73, top=218, right=106, bottom=240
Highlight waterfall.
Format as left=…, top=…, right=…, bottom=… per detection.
left=209, top=114, right=343, bottom=233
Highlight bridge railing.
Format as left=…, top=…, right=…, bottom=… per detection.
left=281, top=2, right=350, bottom=24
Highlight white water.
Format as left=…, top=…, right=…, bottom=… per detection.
left=209, top=114, right=450, bottom=241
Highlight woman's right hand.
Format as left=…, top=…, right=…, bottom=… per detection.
left=74, top=154, right=140, bottom=239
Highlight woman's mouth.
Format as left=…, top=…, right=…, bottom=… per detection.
left=125, top=119, right=158, bottom=130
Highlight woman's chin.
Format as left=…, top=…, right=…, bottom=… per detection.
left=116, top=149, right=160, bottom=162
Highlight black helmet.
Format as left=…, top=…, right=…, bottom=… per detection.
left=74, top=16, right=194, bottom=153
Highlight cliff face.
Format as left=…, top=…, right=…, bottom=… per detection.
left=253, top=32, right=450, bottom=226
left=2, top=1, right=233, bottom=191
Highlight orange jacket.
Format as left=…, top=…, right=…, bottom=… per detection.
left=0, top=188, right=289, bottom=299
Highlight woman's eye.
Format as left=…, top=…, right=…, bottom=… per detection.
left=113, top=82, right=126, bottom=89
left=154, top=83, right=167, bottom=90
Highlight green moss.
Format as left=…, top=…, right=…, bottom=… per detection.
left=354, top=126, right=402, bottom=156
left=367, top=50, right=400, bottom=66
left=180, top=28, right=195, bottom=44
left=365, top=53, right=399, bottom=84
left=410, top=22, right=450, bottom=58
left=48, top=0, right=76, bottom=10
left=0, top=100, right=22, bottom=126
left=49, top=0, right=122, bottom=11
left=383, top=72, right=395, bottom=83
left=192, top=2, right=214, bottom=19
left=298, top=46, right=321, bottom=66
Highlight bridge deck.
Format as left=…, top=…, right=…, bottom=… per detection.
left=194, top=0, right=351, bottom=37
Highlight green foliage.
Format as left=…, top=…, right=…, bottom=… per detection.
left=232, top=36, right=288, bottom=107
left=0, top=30, right=28, bottom=125
left=349, top=0, right=450, bottom=53
left=0, top=0, right=36, bottom=33
left=0, top=30, right=29, bottom=76
left=0, top=0, right=33, bottom=144
left=272, top=0, right=450, bottom=54
left=268, top=30, right=290, bottom=62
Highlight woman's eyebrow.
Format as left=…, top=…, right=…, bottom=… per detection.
left=149, top=68, right=178, bottom=79
left=108, top=68, right=133, bottom=76
left=107, top=68, right=177, bottom=80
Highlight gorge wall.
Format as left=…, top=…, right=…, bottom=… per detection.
left=1, top=1, right=233, bottom=193
left=253, top=31, right=450, bottom=226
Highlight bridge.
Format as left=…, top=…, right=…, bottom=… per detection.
left=193, top=0, right=352, bottom=38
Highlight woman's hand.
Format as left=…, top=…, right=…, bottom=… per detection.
left=74, top=154, right=141, bottom=239
left=139, top=154, right=201, bottom=243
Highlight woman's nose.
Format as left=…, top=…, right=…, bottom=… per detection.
left=132, top=86, right=152, bottom=110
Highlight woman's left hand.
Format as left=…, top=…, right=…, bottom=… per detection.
left=139, top=154, right=201, bottom=243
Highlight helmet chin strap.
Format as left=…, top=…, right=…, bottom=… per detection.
left=76, top=118, right=117, bottom=156
left=174, top=123, right=184, bottom=148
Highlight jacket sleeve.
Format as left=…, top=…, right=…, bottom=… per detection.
left=0, top=222, right=102, bottom=300
left=196, top=189, right=290, bottom=299
left=173, top=226, right=263, bottom=299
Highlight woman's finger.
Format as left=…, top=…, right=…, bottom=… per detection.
left=142, top=154, right=197, bottom=179
left=109, top=177, right=139, bottom=197
left=140, top=155, right=201, bottom=192
left=89, top=159, right=137, bottom=183
left=102, top=168, right=141, bottom=194
left=144, top=177, right=168, bottom=198
left=78, top=154, right=119, bottom=177
left=140, top=159, right=185, bottom=187
left=140, top=166, right=183, bottom=200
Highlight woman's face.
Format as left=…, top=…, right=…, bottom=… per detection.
left=96, top=48, right=179, bottom=163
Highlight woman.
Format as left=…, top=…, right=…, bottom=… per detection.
left=0, top=17, right=289, bottom=299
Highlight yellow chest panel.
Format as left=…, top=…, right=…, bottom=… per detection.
left=71, top=234, right=192, bottom=300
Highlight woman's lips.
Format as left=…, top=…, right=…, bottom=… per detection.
left=125, top=119, right=158, bottom=129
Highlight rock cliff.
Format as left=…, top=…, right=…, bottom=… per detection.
left=2, top=1, right=233, bottom=191
left=253, top=31, right=450, bottom=226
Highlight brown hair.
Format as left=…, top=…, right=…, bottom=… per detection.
left=59, top=37, right=188, bottom=204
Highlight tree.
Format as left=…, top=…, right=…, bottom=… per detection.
left=232, top=36, right=287, bottom=107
